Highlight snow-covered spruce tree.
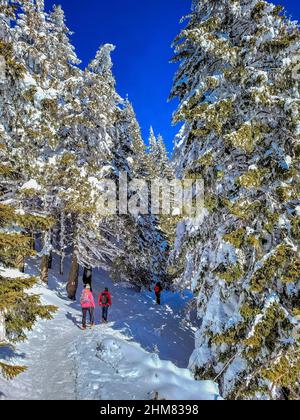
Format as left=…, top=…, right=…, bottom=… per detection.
left=0, top=205, right=56, bottom=380
left=47, top=4, right=81, bottom=86
left=170, top=0, right=300, bottom=399
left=0, top=0, right=56, bottom=246
left=156, top=135, right=174, bottom=180
left=0, top=145, right=56, bottom=381
left=57, top=44, right=163, bottom=295
left=148, top=127, right=160, bottom=179
left=147, top=127, right=178, bottom=251
left=38, top=4, right=81, bottom=282
left=108, top=102, right=169, bottom=288
left=61, top=44, right=119, bottom=298
left=149, top=126, right=157, bottom=153
left=148, top=133, right=178, bottom=248
left=9, top=0, right=82, bottom=285
left=5, top=1, right=55, bottom=283
left=2, top=2, right=171, bottom=296
left=146, top=129, right=177, bottom=251
left=119, top=99, right=151, bottom=178
left=0, top=0, right=57, bottom=301
left=74, top=66, right=169, bottom=290
left=148, top=127, right=174, bottom=180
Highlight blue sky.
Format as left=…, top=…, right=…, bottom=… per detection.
left=44, top=0, right=300, bottom=153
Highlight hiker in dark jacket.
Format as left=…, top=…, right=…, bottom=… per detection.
left=98, top=288, right=112, bottom=323
left=83, top=267, right=93, bottom=291
left=154, top=282, right=163, bottom=305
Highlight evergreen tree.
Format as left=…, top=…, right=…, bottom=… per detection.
left=60, top=44, right=167, bottom=295
left=148, top=132, right=176, bottom=250
left=11, top=0, right=81, bottom=284
left=148, top=127, right=159, bottom=178
left=0, top=3, right=57, bottom=382
left=0, top=131, right=55, bottom=382
left=0, top=201, right=56, bottom=380
left=171, top=0, right=300, bottom=399
left=1, top=0, right=171, bottom=314
left=148, top=128, right=174, bottom=180
left=62, top=44, right=119, bottom=298
left=111, top=102, right=170, bottom=288
left=47, top=4, right=81, bottom=84
left=149, top=126, right=157, bottom=153
left=119, top=99, right=150, bottom=178
left=156, top=134, right=174, bottom=180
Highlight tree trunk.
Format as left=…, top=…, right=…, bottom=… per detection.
left=59, top=212, right=65, bottom=276
left=59, top=254, right=65, bottom=276
left=40, top=231, right=51, bottom=284
left=15, top=254, right=25, bottom=273
left=31, top=231, right=36, bottom=250
left=48, top=231, right=53, bottom=270
left=0, top=312, right=6, bottom=342
left=40, top=254, right=49, bottom=284
left=14, top=231, right=26, bottom=273
left=66, top=250, right=79, bottom=300
left=48, top=252, right=53, bottom=269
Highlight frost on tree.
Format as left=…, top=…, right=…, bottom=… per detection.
left=171, top=0, right=300, bottom=399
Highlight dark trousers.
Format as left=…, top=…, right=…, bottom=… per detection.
left=155, top=293, right=161, bottom=305
left=82, top=307, right=94, bottom=328
left=102, top=306, right=109, bottom=321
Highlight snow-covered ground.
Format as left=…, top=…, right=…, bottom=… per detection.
left=0, top=259, right=221, bottom=400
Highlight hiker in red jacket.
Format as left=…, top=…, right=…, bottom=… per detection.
left=154, top=282, right=163, bottom=305
left=99, top=288, right=112, bottom=323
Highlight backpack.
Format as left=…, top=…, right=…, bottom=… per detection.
left=80, top=290, right=91, bottom=306
left=101, top=293, right=109, bottom=305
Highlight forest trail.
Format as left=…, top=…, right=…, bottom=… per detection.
left=0, top=259, right=220, bottom=400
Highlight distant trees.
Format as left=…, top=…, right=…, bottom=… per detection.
left=148, top=127, right=174, bottom=180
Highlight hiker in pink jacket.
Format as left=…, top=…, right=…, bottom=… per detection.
left=80, top=284, right=95, bottom=330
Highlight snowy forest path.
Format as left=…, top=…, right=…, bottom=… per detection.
left=19, top=313, right=78, bottom=400
left=0, top=263, right=207, bottom=400
left=0, top=286, right=80, bottom=400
